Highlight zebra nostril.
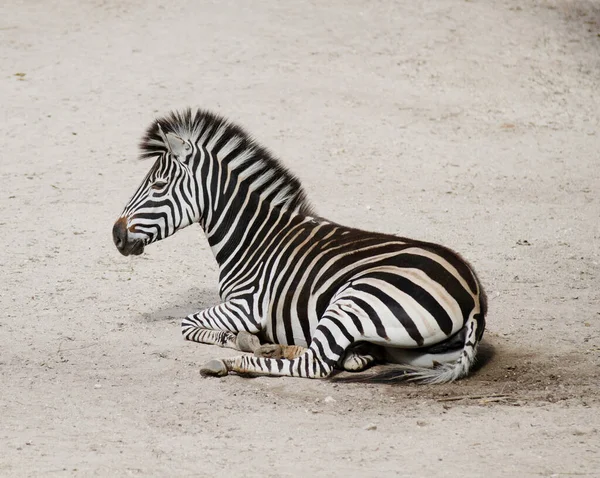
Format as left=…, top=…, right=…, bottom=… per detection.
left=112, top=218, right=128, bottom=250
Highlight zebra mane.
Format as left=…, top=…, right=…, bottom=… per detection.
left=139, top=108, right=314, bottom=216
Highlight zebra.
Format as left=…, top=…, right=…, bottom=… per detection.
left=112, top=108, right=487, bottom=383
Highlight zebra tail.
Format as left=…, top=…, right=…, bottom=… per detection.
left=399, top=310, right=486, bottom=384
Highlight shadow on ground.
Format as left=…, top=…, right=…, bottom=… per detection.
left=139, top=286, right=220, bottom=322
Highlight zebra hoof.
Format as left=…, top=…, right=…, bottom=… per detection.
left=254, top=344, right=283, bottom=359
left=200, top=359, right=228, bottom=377
left=236, top=331, right=261, bottom=353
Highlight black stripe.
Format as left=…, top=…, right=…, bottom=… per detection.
left=346, top=295, right=389, bottom=341
left=319, top=325, right=345, bottom=358
left=312, top=240, right=411, bottom=293
left=292, top=355, right=300, bottom=376
left=341, top=308, right=364, bottom=335
left=216, top=307, right=238, bottom=331
left=326, top=316, right=355, bottom=344
left=304, top=352, right=311, bottom=376
left=198, top=151, right=212, bottom=225
left=312, top=337, right=331, bottom=365
left=417, top=243, right=478, bottom=295
left=473, top=313, right=485, bottom=342
left=226, top=302, right=252, bottom=331
left=387, top=254, right=475, bottom=322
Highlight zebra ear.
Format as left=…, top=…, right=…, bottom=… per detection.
left=164, top=132, right=190, bottom=159
left=156, top=123, right=169, bottom=146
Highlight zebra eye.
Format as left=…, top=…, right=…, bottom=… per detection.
left=151, top=180, right=168, bottom=190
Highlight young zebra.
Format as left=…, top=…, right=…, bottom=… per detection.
left=113, top=109, right=487, bottom=383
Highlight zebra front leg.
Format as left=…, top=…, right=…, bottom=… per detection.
left=183, top=328, right=260, bottom=352
left=201, top=312, right=354, bottom=379
left=181, top=299, right=262, bottom=352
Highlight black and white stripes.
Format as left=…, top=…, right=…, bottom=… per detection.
left=113, top=108, right=487, bottom=383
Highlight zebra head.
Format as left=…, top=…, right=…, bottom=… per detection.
left=113, top=125, right=200, bottom=256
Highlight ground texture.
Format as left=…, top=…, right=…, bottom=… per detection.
left=1, top=0, right=599, bottom=476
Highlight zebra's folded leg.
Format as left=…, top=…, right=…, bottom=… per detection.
left=183, top=327, right=260, bottom=352
left=181, top=300, right=262, bottom=351
left=252, top=343, right=379, bottom=371
left=254, top=344, right=307, bottom=360
left=341, top=350, right=378, bottom=372
left=202, top=315, right=353, bottom=379
left=183, top=327, right=239, bottom=349
left=340, top=343, right=383, bottom=372
left=201, top=346, right=311, bottom=378
left=201, top=349, right=335, bottom=379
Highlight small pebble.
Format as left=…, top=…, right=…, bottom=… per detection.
left=324, top=396, right=336, bottom=404
left=364, top=423, right=377, bottom=431
left=94, top=384, right=102, bottom=389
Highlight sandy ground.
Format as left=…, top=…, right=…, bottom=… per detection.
left=1, top=0, right=599, bottom=476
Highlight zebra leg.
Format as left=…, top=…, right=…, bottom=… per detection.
left=253, top=341, right=382, bottom=372
left=341, top=344, right=382, bottom=372
left=184, top=327, right=238, bottom=349
left=253, top=344, right=379, bottom=372
left=181, top=300, right=262, bottom=352
left=341, top=352, right=375, bottom=372
left=183, top=328, right=260, bottom=352
left=201, top=307, right=355, bottom=379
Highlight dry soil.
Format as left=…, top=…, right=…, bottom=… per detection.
left=1, top=1, right=599, bottom=477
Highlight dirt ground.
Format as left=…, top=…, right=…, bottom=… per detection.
left=1, top=0, right=599, bottom=476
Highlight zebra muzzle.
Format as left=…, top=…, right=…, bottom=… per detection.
left=112, top=217, right=145, bottom=256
